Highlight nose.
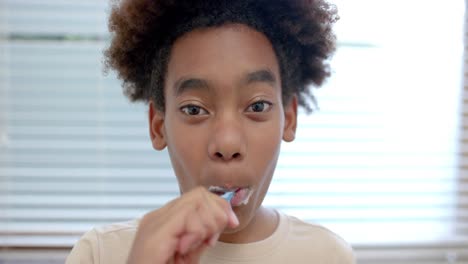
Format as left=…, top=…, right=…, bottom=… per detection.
left=208, top=116, right=246, bottom=162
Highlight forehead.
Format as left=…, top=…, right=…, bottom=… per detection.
left=165, top=23, right=281, bottom=90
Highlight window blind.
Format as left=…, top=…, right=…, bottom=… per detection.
left=0, top=0, right=467, bottom=263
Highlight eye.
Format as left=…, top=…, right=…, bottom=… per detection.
left=246, top=101, right=272, bottom=113
left=180, top=104, right=209, bottom=116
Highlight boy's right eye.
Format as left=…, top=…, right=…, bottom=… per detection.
left=180, top=105, right=209, bottom=116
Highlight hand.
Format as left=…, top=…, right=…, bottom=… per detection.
left=127, top=186, right=239, bottom=264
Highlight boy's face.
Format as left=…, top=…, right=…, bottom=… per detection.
left=149, top=24, right=297, bottom=235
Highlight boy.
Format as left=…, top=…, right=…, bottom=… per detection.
left=66, top=0, right=355, bottom=263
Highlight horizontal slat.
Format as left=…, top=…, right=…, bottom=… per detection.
left=1, top=141, right=457, bottom=157
left=0, top=152, right=458, bottom=168
left=1, top=114, right=384, bottom=129
left=1, top=221, right=465, bottom=240
left=1, top=180, right=463, bottom=194
left=3, top=207, right=464, bottom=222
left=3, top=0, right=108, bottom=35
left=1, top=209, right=148, bottom=221
left=1, top=193, right=464, bottom=208
left=1, top=167, right=464, bottom=181
left=4, top=122, right=386, bottom=139
left=3, top=106, right=385, bottom=122
left=0, top=222, right=106, bottom=234
left=356, top=242, right=468, bottom=264
left=0, top=249, right=70, bottom=263
left=0, top=182, right=179, bottom=193
left=2, top=221, right=466, bottom=246
left=456, top=143, right=468, bottom=153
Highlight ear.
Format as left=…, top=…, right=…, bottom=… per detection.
left=282, top=95, right=298, bottom=142
left=148, top=101, right=167, bottom=150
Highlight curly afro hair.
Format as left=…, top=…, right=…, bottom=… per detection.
left=104, top=0, right=338, bottom=112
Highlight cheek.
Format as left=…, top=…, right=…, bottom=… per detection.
left=247, top=125, right=282, bottom=207
left=165, top=119, right=207, bottom=188
left=249, top=122, right=283, bottom=171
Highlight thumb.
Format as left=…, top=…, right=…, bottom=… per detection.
left=227, top=209, right=239, bottom=228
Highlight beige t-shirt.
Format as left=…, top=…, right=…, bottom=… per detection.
left=66, top=211, right=355, bottom=264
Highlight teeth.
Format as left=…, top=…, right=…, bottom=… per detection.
left=208, top=186, right=236, bottom=193
left=208, top=186, right=228, bottom=193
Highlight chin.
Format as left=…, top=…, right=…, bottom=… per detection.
left=231, top=204, right=258, bottom=228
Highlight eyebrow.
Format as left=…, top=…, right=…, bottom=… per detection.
left=173, top=69, right=278, bottom=96
left=174, top=78, right=211, bottom=96
left=243, top=69, right=277, bottom=87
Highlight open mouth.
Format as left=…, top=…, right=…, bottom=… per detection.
left=208, top=186, right=253, bottom=207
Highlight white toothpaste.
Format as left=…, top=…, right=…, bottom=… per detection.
left=239, top=188, right=253, bottom=205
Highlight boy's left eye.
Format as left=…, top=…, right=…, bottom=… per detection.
left=246, top=101, right=272, bottom=113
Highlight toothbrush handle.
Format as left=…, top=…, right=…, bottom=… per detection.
left=221, top=191, right=235, bottom=202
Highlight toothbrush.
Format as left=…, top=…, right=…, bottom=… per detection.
left=220, top=191, right=235, bottom=202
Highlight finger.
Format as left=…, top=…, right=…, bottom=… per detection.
left=197, top=198, right=227, bottom=235
left=177, top=208, right=208, bottom=255
left=178, top=233, right=200, bottom=256
left=226, top=208, right=239, bottom=228
left=204, top=191, right=239, bottom=229
left=208, top=232, right=221, bottom=247
left=177, top=193, right=229, bottom=256
left=174, top=243, right=207, bottom=264
left=185, top=243, right=209, bottom=263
